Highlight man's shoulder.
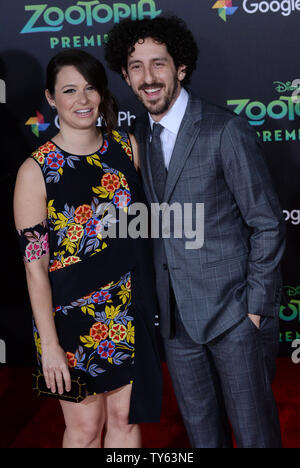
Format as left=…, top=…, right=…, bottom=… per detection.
left=188, top=92, right=253, bottom=137
left=132, top=90, right=244, bottom=137
left=188, top=92, right=236, bottom=122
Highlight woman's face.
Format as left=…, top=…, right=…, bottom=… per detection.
left=46, top=65, right=101, bottom=131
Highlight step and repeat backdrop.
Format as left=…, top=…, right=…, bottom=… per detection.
left=0, top=0, right=300, bottom=364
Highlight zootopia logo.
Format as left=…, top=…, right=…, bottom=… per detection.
left=227, top=96, right=300, bottom=125
left=280, top=300, right=300, bottom=322
left=21, top=0, right=161, bottom=34
left=280, top=287, right=300, bottom=322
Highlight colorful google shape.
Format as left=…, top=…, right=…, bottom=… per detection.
left=26, top=111, right=50, bottom=137
left=212, top=0, right=238, bottom=21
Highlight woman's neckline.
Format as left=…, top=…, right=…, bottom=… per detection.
left=49, top=131, right=106, bottom=157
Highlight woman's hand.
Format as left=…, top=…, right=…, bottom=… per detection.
left=41, top=343, right=72, bottom=394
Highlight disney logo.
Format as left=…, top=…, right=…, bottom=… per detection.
left=274, top=81, right=300, bottom=93
left=284, top=285, right=300, bottom=297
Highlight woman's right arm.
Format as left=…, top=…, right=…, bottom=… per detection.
left=13, top=158, right=71, bottom=394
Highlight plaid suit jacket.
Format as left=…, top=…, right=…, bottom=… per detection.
left=134, top=91, right=286, bottom=343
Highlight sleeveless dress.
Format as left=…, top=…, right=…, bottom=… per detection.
left=30, top=130, right=162, bottom=423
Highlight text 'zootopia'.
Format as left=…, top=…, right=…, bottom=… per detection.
left=21, top=0, right=162, bottom=34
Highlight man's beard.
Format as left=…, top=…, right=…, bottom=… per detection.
left=137, top=75, right=180, bottom=116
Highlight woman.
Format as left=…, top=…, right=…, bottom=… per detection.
left=14, top=49, right=162, bottom=448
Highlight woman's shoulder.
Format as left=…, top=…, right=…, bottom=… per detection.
left=111, top=129, right=130, bottom=146
left=30, top=140, right=58, bottom=167
left=16, top=140, right=57, bottom=185
left=110, top=129, right=133, bottom=162
left=15, top=157, right=44, bottom=192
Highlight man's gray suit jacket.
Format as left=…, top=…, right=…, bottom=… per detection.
left=134, top=91, right=286, bottom=344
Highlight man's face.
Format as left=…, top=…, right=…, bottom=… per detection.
left=122, top=37, right=186, bottom=121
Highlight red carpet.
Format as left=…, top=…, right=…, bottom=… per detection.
left=0, top=358, right=299, bottom=448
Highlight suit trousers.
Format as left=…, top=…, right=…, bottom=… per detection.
left=164, top=306, right=282, bottom=448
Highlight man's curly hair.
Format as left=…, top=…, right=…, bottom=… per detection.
left=104, top=16, right=198, bottom=86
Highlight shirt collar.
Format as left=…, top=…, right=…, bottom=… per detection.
left=149, top=87, right=189, bottom=135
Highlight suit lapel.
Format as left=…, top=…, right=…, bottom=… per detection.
left=135, top=92, right=203, bottom=205
left=163, top=94, right=203, bottom=203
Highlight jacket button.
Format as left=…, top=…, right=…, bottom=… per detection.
left=163, top=264, right=168, bottom=271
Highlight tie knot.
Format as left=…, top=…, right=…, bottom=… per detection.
left=152, top=123, right=164, bottom=138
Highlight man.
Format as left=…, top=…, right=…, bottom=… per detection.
left=105, top=16, right=285, bottom=448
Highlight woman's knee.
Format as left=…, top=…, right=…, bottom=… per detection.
left=105, top=384, right=135, bottom=432
left=106, top=395, right=133, bottom=431
left=61, top=395, right=105, bottom=446
left=65, top=418, right=103, bottom=446
left=108, top=403, right=130, bottom=428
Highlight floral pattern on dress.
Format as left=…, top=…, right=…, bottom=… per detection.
left=33, top=143, right=80, bottom=184
left=48, top=198, right=107, bottom=271
left=74, top=272, right=134, bottom=376
left=47, top=180, right=133, bottom=271
left=34, top=272, right=134, bottom=379
left=31, top=131, right=135, bottom=385
left=112, top=130, right=133, bottom=161
left=38, top=134, right=133, bottom=272
left=32, top=132, right=131, bottom=184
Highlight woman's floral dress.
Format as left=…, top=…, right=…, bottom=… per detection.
left=31, top=130, right=140, bottom=395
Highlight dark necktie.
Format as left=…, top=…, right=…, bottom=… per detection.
left=149, top=123, right=166, bottom=202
